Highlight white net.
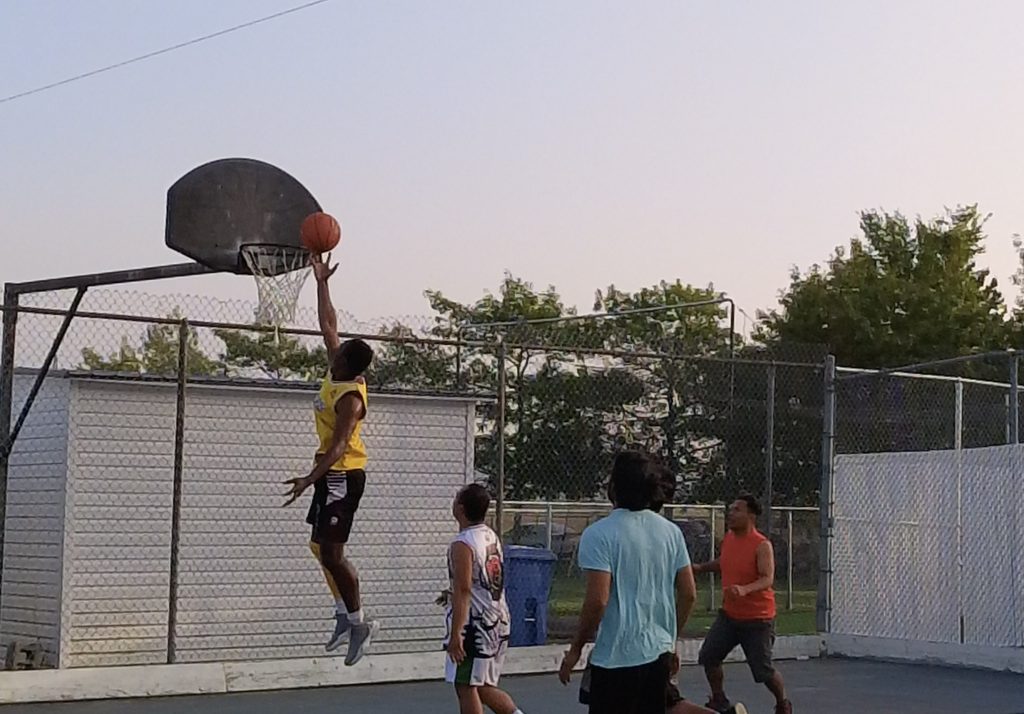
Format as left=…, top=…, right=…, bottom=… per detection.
left=240, top=245, right=311, bottom=328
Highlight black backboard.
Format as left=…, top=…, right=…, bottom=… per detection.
left=165, top=158, right=321, bottom=275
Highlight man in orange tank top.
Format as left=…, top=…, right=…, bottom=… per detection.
left=693, top=495, right=792, bottom=714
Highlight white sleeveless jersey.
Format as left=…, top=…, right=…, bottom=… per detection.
left=444, top=524, right=511, bottom=656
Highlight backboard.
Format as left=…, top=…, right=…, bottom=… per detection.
left=165, top=158, right=321, bottom=275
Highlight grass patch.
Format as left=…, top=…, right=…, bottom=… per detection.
left=547, top=572, right=817, bottom=636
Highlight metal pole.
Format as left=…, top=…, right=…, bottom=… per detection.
left=817, top=355, right=836, bottom=634
left=787, top=509, right=794, bottom=611
left=763, top=364, right=776, bottom=535
left=5, top=262, right=212, bottom=296
left=954, top=379, right=963, bottom=451
left=709, top=506, right=717, bottom=611
left=1010, top=356, right=1019, bottom=445
left=1009, top=356, right=1023, bottom=646
left=167, top=319, right=189, bottom=664
left=1, top=288, right=86, bottom=460
left=494, top=338, right=507, bottom=541
left=545, top=502, right=553, bottom=551
left=455, top=326, right=463, bottom=389
left=0, top=287, right=19, bottom=605
left=954, top=379, right=964, bottom=642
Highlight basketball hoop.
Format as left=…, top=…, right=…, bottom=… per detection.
left=240, top=244, right=310, bottom=330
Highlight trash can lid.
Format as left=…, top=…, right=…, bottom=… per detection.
left=504, top=545, right=557, bottom=561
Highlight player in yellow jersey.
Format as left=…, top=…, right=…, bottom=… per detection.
left=283, top=251, right=379, bottom=666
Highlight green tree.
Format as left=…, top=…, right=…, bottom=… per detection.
left=759, top=205, right=1015, bottom=465
left=369, top=323, right=456, bottom=390
left=590, top=281, right=736, bottom=500
left=758, top=206, right=1011, bottom=368
left=216, top=329, right=327, bottom=380
left=428, top=275, right=741, bottom=501
left=80, top=313, right=220, bottom=376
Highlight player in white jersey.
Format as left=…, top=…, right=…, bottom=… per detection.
left=442, top=484, right=525, bottom=714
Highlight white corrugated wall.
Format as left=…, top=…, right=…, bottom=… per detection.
left=57, top=377, right=474, bottom=667
left=0, top=374, right=71, bottom=666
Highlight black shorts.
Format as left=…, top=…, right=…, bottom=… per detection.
left=306, top=469, right=366, bottom=544
left=584, top=653, right=674, bottom=714
left=581, top=664, right=685, bottom=709
left=698, top=611, right=776, bottom=683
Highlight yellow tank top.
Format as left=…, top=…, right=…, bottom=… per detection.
left=314, top=376, right=368, bottom=471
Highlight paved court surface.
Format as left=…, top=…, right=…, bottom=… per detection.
left=2, top=659, right=1021, bottom=714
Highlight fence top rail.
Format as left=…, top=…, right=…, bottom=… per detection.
left=1, top=303, right=826, bottom=368
left=0, top=303, right=490, bottom=350
left=457, top=297, right=734, bottom=333
left=502, top=500, right=819, bottom=512
left=836, top=365, right=1012, bottom=389
left=835, top=350, right=1024, bottom=383
left=493, top=342, right=824, bottom=369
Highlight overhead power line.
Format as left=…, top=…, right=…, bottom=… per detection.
left=0, top=0, right=332, bottom=105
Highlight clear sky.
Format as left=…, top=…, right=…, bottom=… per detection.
left=2, top=0, right=1022, bottom=327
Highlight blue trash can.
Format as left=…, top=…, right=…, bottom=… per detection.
left=504, top=545, right=557, bottom=647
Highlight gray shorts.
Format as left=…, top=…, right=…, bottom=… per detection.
left=698, top=611, right=776, bottom=683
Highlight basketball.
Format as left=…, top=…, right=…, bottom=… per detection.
left=300, top=212, right=341, bottom=254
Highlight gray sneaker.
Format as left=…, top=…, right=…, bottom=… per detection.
left=344, top=620, right=380, bottom=666
left=326, top=615, right=351, bottom=652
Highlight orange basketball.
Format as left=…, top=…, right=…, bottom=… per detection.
left=300, top=212, right=341, bottom=254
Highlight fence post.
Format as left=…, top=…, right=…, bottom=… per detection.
left=545, top=502, right=553, bottom=551
left=954, top=379, right=964, bottom=643
left=787, top=509, right=794, bottom=611
left=709, top=506, right=717, bottom=611
left=763, top=364, right=776, bottom=535
left=816, top=355, right=836, bottom=634
left=0, top=288, right=18, bottom=605
left=455, top=326, right=464, bottom=390
left=494, top=337, right=507, bottom=541
left=1010, top=356, right=1019, bottom=445
left=167, top=319, right=189, bottom=664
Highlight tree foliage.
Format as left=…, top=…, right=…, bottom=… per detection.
left=758, top=206, right=1011, bottom=368
left=80, top=312, right=221, bottom=376
left=215, top=329, right=327, bottom=381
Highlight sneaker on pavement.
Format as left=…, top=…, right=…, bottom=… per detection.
left=726, top=705, right=749, bottom=714
left=345, top=620, right=380, bottom=666
left=325, top=615, right=351, bottom=652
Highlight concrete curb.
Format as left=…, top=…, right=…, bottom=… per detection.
left=0, top=636, right=824, bottom=704
left=825, top=634, right=1024, bottom=674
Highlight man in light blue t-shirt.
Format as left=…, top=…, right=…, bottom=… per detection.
left=558, top=452, right=745, bottom=714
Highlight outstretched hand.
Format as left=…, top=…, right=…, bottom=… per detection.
left=310, top=252, right=338, bottom=283
left=282, top=476, right=313, bottom=507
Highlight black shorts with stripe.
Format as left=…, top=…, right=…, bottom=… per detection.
left=306, top=469, right=366, bottom=544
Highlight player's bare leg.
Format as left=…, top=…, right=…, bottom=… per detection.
left=320, top=542, right=361, bottom=611
left=478, top=685, right=519, bottom=714
left=320, top=542, right=378, bottom=665
left=310, top=542, right=350, bottom=651
left=454, top=684, right=485, bottom=714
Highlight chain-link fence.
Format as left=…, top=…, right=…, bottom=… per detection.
left=827, top=352, right=1024, bottom=650
left=460, top=307, right=826, bottom=644
left=0, top=288, right=829, bottom=669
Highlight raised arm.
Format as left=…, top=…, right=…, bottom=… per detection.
left=311, top=252, right=340, bottom=357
